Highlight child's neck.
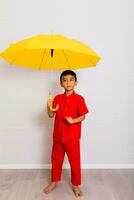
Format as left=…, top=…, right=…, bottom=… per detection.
left=65, top=89, right=74, bottom=96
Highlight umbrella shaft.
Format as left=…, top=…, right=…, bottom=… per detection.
left=51, top=49, right=54, bottom=57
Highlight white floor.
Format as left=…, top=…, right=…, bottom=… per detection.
left=0, top=169, right=134, bottom=200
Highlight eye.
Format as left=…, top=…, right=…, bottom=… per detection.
left=70, top=78, right=74, bottom=81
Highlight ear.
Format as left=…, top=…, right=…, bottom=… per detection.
left=60, top=82, right=63, bottom=87
left=75, top=81, right=78, bottom=86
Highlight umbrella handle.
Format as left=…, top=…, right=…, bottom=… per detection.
left=48, top=94, right=59, bottom=111
left=49, top=104, right=59, bottom=111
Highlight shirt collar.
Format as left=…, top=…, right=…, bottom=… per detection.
left=63, top=90, right=76, bottom=98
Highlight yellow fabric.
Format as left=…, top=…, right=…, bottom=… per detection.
left=0, top=34, right=101, bottom=70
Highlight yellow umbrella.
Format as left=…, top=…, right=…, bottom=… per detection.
left=0, top=34, right=101, bottom=111
left=0, top=34, right=101, bottom=70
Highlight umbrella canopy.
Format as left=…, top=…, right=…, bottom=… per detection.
left=0, top=34, right=101, bottom=70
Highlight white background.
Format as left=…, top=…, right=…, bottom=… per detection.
left=0, top=0, right=133, bottom=168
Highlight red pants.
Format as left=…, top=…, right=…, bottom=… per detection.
left=51, top=140, right=81, bottom=185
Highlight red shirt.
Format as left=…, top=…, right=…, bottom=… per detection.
left=52, top=91, right=89, bottom=142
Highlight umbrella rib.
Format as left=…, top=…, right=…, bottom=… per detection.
left=62, top=50, right=70, bottom=69
left=10, top=48, right=26, bottom=64
left=39, top=49, right=46, bottom=70
left=87, top=55, right=95, bottom=66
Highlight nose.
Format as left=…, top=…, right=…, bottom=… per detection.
left=67, top=81, right=70, bottom=85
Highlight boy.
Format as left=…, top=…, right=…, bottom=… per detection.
left=43, top=70, right=89, bottom=198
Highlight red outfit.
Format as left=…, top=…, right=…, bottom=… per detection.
left=52, top=91, right=89, bottom=142
left=51, top=140, right=81, bottom=185
left=51, top=91, right=89, bottom=185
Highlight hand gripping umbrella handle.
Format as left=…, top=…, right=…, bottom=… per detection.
left=48, top=95, right=59, bottom=111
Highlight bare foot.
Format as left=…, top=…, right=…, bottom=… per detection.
left=43, top=182, right=56, bottom=194
left=72, top=185, right=83, bottom=198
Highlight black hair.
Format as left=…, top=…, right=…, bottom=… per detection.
left=60, top=70, right=77, bottom=83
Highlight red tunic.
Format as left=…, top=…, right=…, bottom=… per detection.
left=52, top=91, right=89, bottom=142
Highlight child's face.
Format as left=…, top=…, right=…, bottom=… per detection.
left=60, top=75, right=77, bottom=91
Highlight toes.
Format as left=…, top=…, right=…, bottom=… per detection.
left=43, top=184, right=56, bottom=194
left=79, top=191, right=83, bottom=196
left=43, top=188, right=49, bottom=194
left=72, top=187, right=83, bottom=198
left=43, top=187, right=51, bottom=194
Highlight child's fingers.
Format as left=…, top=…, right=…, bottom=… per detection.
left=47, top=99, right=53, bottom=107
left=65, top=117, right=73, bottom=124
left=65, top=117, right=69, bottom=122
left=65, top=117, right=71, bottom=119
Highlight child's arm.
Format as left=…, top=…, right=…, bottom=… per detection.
left=47, top=98, right=55, bottom=118
left=65, top=115, right=85, bottom=124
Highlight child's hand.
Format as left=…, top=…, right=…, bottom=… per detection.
left=47, top=98, right=53, bottom=108
left=65, top=117, right=74, bottom=124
